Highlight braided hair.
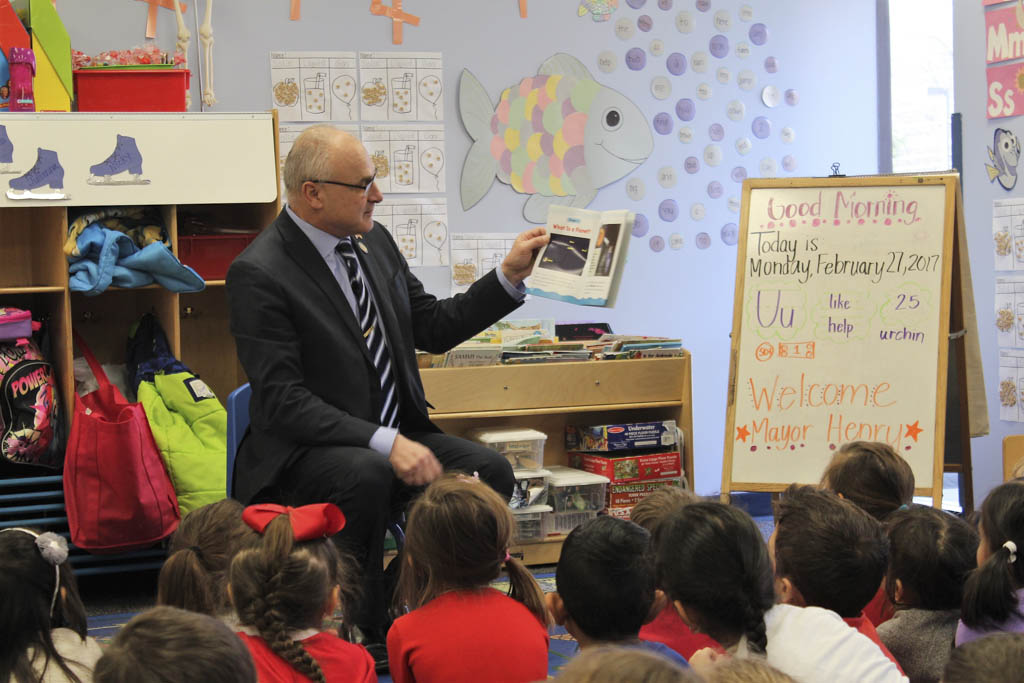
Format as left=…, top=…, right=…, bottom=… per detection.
left=229, top=515, right=344, bottom=683
left=653, top=502, right=774, bottom=653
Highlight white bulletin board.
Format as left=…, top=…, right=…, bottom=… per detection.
left=723, top=175, right=963, bottom=500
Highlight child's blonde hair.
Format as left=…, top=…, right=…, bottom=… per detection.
left=157, top=499, right=260, bottom=615
left=704, top=658, right=796, bottom=683
left=229, top=514, right=348, bottom=683
left=554, top=646, right=698, bottom=682
left=395, top=474, right=546, bottom=624
left=820, top=441, right=914, bottom=520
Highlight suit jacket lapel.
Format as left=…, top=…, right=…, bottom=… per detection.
left=275, top=213, right=372, bottom=364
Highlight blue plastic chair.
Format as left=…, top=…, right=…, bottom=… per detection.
left=225, top=383, right=252, bottom=499
left=223, top=382, right=403, bottom=550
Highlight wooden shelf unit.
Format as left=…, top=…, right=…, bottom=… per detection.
left=0, top=114, right=280, bottom=574
left=420, top=355, right=694, bottom=565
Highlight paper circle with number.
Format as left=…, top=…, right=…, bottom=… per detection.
left=616, top=18, right=636, bottom=39
left=676, top=10, right=694, bottom=32
left=785, top=89, right=800, bottom=106
left=626, top=177, right=646, bottom=200
left=638, top=14, right=653, bottom=31
left=740, top=4, right=754, bottom=20
left=759, top=157, right=777, bottom=176
left=626, top=0, right=646, bottom=7
left=714, top=10, right=732, bottom=30
left=653, top=112, right=673, bottom=134
left=762, top=85, right=781, bottom=107
left=691, top=52, right=709, bottom=73
left=727, top=100, right=745, bottom=121
left=658, top=0, right=673, bottom=9
left=749, top=22, right=768, bottom=45
left=731, top=166, right=748, bottom=182
left=708, top=180, right=723, bottom=198
left=626, top=48, right=647, bottom=70
left=721, top=222, right=739, bottom=245
left=738, top=70, right=756, bottom=91
left=709, top=35, right=730, bottom=59
left=650, top=39, right=666, bottom=57
left=736, top=137, right=752, bottom=155
left=633, top=212, right=650, bottom=236
left=670, top=233, right=685, bottom=250
left=782, top=155, right=797, bottom=172
left=735, top=42, right=751, bottom=58
left=696, top=0, right=710, bottom=11
left=697, top=83, right=713, bottom=100
left=597, top=50, right=618, bottom=73
left=667, top=52, right=687, bottom=75
left=764, top=56, right=779, bottom=73
left=728, top=196, right=741, bottom=213
left=658, top=166, right=678, bottom=188
left=651, top=76, right=672, bottom=99
left=678, top=126, right=694, bottom=143
left=696, top=232, right=712, bottom=249
left=781, top=126, right=796, bottom=143
left=650, top=235, right=666, bottom=252
left=709, top=122, right=725, bottom=141
left=704, top=144, right=723, bottom=166
left=676, top=98, right=696, bottom=121
left=751, top=116, right=771, bottom=139
left=684, top=156, right=700, bottom=174
left=717, top=68, right=731, bottom=84
left=659, top=199, right=679, bottom=221
left=690, top=203, right=706, bottom=220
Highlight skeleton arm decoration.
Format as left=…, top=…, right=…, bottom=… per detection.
left=200, top=0, right=216, bottom=106
left=172, top=0, right=191, bottom=108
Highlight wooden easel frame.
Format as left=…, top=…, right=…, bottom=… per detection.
left=721, top=174, right=973, bottom=510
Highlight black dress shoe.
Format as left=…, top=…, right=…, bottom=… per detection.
left=340, top=623, right=389, bottom=674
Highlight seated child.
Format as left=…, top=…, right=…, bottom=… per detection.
left=771, top=484, right=902, bottom=671
left=554, top=646, right=697, bottom=683
left=630, top=487, right=722, bottom=659
left=956, top=480, right=1024, bottom=645
left=0, top=526, right=103, bottom=683
left=876, top=505, right=976, bottom=682
left=820, top=441, right=915, bottom=626
left=157, top=498, right=260, bottom=618
left=943, top=632, right=1024, bottom=683
left=93, top=606, right=256, bottom=683
left=654, top=500, right=907, bottom=682
left=230, top=503, right=377, bottom=683
left=547, top=515, right=689, bottom=668
left=702, top=658, right=796, bottom=683
left=387, top=475, right=549, bottom=683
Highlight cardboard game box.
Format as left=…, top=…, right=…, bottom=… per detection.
left=568, top=449, right=682, bottom=483
left=565, top=419, right=677, bottom=452
left=606, top=478, right=684, bottom=507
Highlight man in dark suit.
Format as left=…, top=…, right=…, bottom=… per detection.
left=226, top=125, right=549, bottom=665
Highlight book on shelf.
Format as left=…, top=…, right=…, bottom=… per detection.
left=525, top=205, right=633, bottom=307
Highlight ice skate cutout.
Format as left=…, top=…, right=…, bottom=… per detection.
left=0, top=126, right=17, bottom=175
left=87, top=135, right=151, bottom=186
left=6, top=148, right=67, bottom=200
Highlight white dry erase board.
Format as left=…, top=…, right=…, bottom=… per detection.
left=722, top=174, right=976, bottom=504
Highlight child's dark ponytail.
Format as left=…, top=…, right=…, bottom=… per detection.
left=158, top=547, right=216, bottom=615
left=962, top=481, right=1024, bottom=630
left=654, top=502, right=774, bottom=652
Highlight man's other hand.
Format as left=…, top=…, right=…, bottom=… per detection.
left=501, top=227, right=550, bottom=287
left=388, top=434, right=442, bottom=486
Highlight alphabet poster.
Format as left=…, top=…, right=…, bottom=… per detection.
left=724, top=176, right=957, bottom=494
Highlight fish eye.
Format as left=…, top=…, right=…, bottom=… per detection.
left=603, top=108, right=623, bottom=131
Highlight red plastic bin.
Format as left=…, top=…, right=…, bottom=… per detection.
left=177, top=234, right=258, bottom=281
left=74, top=68, right=191, bottom=112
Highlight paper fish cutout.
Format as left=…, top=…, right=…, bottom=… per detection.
left=459, top=53, right=653, bottom=223
left=987, top=127, right=1020, bottom=191
left=578, top=0, right=618, bottom=21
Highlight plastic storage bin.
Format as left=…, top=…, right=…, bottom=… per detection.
left=177, top=234, right=259, bottom=280
left=546, top=465, right=609, bottom=513
left=74, top=68, right=191, bottom=112
left=544, top=509, right=599, bottom=536
left=466, top=427, right=546, bottom=470
left=512, top=504, right=552, bottom=543
left=510, top=468, right=551, bottom=510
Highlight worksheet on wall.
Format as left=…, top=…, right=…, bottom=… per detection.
left=449, top=232, right=518, bottom=294
left=357, top=51, right=444, bottom=122
left=361, top=124, right=445, bottom=194
left=270, top=51, right=360, bottom=122
left=999, top=349, right=1024, bottom=422
left=374, top=198, right=449, bottom=266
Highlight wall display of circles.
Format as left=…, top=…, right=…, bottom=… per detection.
left=596, top=1, right=798, bottom=250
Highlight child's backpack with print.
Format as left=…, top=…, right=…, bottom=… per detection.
left=0, top=308, right=64, bottom=470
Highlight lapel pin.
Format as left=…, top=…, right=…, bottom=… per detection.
left=359, top=242, right=369, bottom=253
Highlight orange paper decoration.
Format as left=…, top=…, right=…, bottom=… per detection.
left=290, top=0, right=299, bottom=20
left=369, top=0, right=419, bottom=45
left=519, top=0, right=526, bottom=17
left=136, top=0, right=187, bottom=39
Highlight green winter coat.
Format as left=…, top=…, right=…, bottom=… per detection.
left=138, top=372, right=226, bottom=515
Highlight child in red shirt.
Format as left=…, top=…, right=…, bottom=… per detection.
left=387, top=475, right=549, bottom=683
left=230, top=503, right=377, bottom=683
left=631, top=487, right=722, bottom=660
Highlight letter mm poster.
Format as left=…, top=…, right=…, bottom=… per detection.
left=986, top=5, right=1024, bottom=120
left=723, top=175, right=959, bottom=501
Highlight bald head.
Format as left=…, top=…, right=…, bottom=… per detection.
left=283, top=126, right=364, bottom=203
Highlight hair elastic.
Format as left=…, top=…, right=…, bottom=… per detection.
left=0, top=527, right=67, bottom=616
left=897, top=504, right=909, bottom=511
left=1004, top=540, right=1018, bottom=564
left=503, top=551, right=511, bottom=563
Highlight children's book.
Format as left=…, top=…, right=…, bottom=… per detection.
left=525, top=205, right=633, bottom=307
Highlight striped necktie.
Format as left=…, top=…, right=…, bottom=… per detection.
left=336, top=238, right=399, bottom=428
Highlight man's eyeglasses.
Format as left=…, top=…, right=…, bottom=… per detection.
left=308, top=171, right=377, bottom=196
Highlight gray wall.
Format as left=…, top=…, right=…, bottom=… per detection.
left=61, top=0, right=881, bottom=495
